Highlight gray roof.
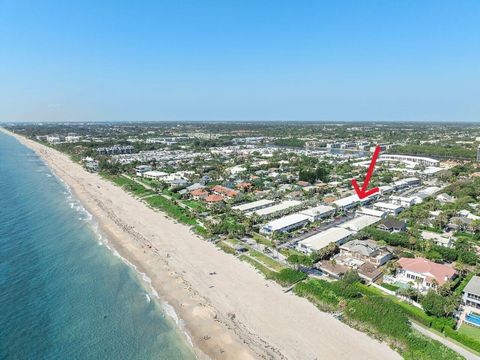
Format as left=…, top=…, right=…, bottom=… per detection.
left=340, top=239, right=379, bottom=257
left=464, top=275, right=480, bottom=296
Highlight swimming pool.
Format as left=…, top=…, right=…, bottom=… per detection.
left=465, top=312, right=480, bottom=327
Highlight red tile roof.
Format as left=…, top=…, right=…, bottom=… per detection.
left=236, top=182, right=252, bottom=190
left=297, top=181, right=310, bottom=187
left=212, top=185, right=238, bottom=198
left=205, top=194, right=224, bottom=203
left=190, top=189, right=208, bottom=197
left=397, top=257, right=456, bottom=285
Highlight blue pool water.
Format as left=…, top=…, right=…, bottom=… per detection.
left=465, top=312, right=480, bottom=327
left=0, top=131, right=196, bottom=359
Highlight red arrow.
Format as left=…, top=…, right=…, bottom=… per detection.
left=351, top=145, right=381, bottom=200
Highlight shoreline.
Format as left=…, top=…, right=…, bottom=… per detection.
left=2, top=128, right=402, bottom=360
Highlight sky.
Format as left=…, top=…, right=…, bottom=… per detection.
left=0, top=0, right=479, bottom=123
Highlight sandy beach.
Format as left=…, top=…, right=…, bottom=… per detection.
left=3, top=129, right=402, bottom=360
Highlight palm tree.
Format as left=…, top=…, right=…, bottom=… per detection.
left=415, top=277, right=423, bottom=300
left=408, top=236, right=417, bottom=250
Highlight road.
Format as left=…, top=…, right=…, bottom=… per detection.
left=411, top=322, right=479, bottom=360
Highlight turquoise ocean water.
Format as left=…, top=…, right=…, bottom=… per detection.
left=0, top=132, right=196, bottom=360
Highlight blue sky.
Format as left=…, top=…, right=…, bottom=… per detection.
left=1, top=0, right=479, bottom=122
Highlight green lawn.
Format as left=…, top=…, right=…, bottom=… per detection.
left=108, top=175, right=154, bottom=197
left=182, top=199, right=207, bottom=212
left=252, top=233, right=273, bottom=246
left=459, top=323, right=480, bottom=339
left=217, top=241, right=237, bottom=255
left=239, top=254, right=275, bottom=278
left=145, top=195, right=197, bottom=225
left=248, top=249, right=285, bottom=272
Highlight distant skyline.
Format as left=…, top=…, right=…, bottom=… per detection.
left=1, top=0, right=479, bottom=122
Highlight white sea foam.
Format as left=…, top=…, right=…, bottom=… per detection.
left=163, top=302, right=194, bottom=347
left=45, top=158, right=196, bottom=352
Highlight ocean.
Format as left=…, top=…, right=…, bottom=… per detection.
left=0, top=132, right=196, bottom=360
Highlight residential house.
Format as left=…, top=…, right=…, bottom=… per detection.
left=339, top=239, right=393, bottom=266
left=373, top=202, right=404, bottom=216
left=421, top=231, right=455, bottom=248
left=212, top=185, right=238, bottom=199
left=377, top=218, right=407, bottom=232
left=436, top=193, right=455, bottom=204
left=236, top=182, right=253, bottom=192
left=190, top=189, right=209, bottom=200
left=395, top=257, right=457, bottom=292
left=448, top=217, right=475, bottom=233
left=462, top=275, right=480, bottom=311
left=135, top=165, right=152, bottom=176
left=205, top=194, right=225, bottom=206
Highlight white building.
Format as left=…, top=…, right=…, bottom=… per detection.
left=298, top=205, right=335, bottom=222
left=248, top=200, right=302, bottom=217
left=380, top=155, right=439, bottom=167
left=421, top=231, right=455, bottom=248
left=65, top=135, right=81, bottom=143
left=357, top=207, right=387, bottom=219
left=46, top=136, right=61, bottom=144
left=373, top=202, right=404, bottom=216
left=135, top=165, right=153, bottom=176
left=232, top=199, right=275, bottom=213
left=392, top=177, right=421, bottom=191
left=333, top=193, right=378, bottom=211
left=394, top=257, right=456, bottom=292
left=143, top=170, right=168, bottom=180
left=260, top=213, right=310, bottom=235
left=338, top=215, right=381, bottom=232
left=297, top=227, right=353, bottom=253
left=411, top=186, right=441, bottom=204
left=389, top=195, right=416, bottom=208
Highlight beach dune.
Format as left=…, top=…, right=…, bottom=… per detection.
left=5, top=129, right=401, bottom=360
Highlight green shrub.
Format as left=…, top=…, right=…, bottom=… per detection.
left=273, top=268, right=306, bottom=286
left=404, top=332, right=463, bottom=360
left=294, top=279, right=341, bottom=310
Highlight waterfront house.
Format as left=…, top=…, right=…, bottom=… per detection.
left=395, top=257, right=456, bottom=292
left=462, top=276, right=480, bottom=311
left=212, top=185, right=238, bottom=199
left=461, top=276, right=480, bottom=327
left=339, top=239, right=393, bottom=266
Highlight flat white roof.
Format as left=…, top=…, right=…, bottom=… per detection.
left=333, top=195, right=359, bottom=207
left=298, top=205, right=335, bottom=217
left=414, top=186, right=441, bottom=198
left=334, top=192, right=377, bottom=208
left=263, top=213, right=310, bottom=232
left=338, top=215, right=381, bottom=232
left=250, top=200, right=302, bottom=217
left=299, top=227, right=353, bottom=251
left=357, top=207, right=386, bottom=218
left=380, top=154, right=439, bottom=164
left=373, top=201, right=403, bottom=210
left=232, top=199, right=275, bottom=212
left=144, top=170, right=168, bottom=177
